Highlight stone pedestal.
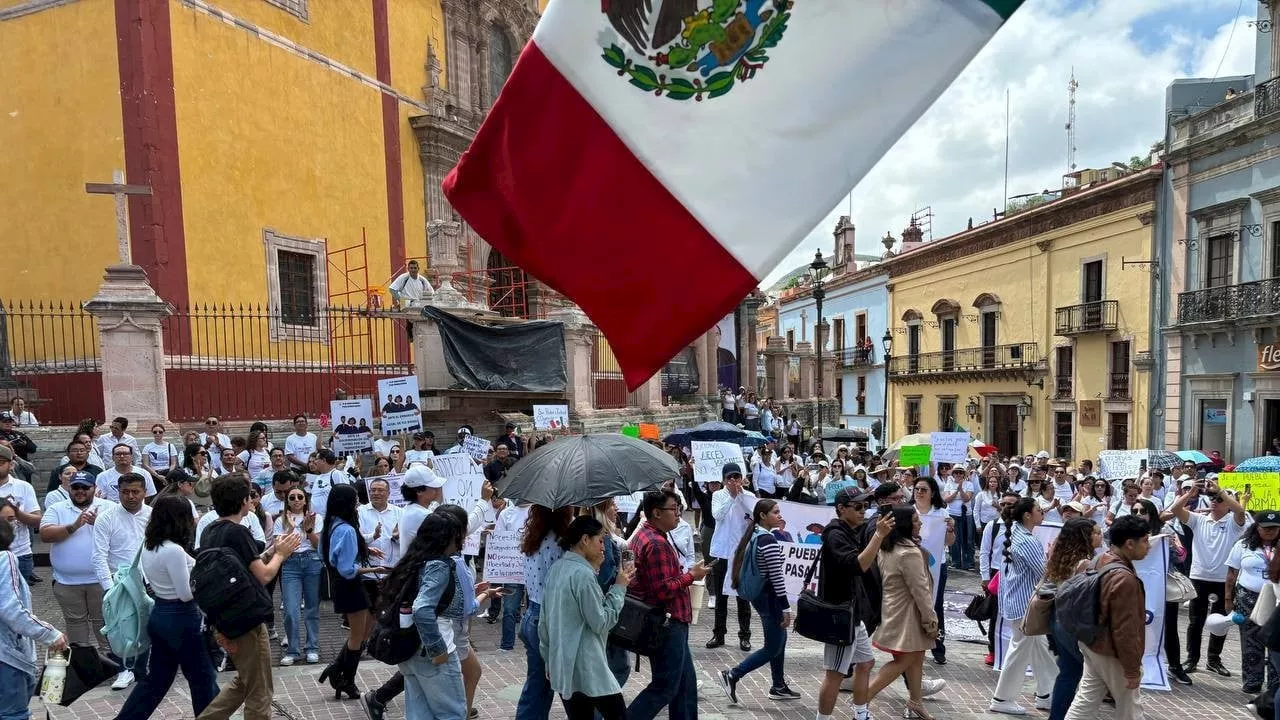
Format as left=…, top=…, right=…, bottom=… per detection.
left=821, top=360, right=836, bottom=401
left=705, top=326, right=722, bottom=395
left=631, top=371, right=664, bottom=410
left=796, top=341, right=815, bottom=399
left=83, top=265, right=173, bottom=424
left=764, top=336, right=791, bottom=400
left=551, top=307, right=597, bottom=415
left=695, top=337, right=714, bottom=399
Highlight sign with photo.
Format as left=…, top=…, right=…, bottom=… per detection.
left=328, top=399, right=374, bottom=454
left=533, top=404, right=569, bottom=431
left=377, top=375, right=423, bottom=435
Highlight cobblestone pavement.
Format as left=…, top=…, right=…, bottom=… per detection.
left=27, top=564, right=1256, bottom=720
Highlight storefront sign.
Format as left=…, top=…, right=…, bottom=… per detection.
left=1260, top=342, right=1280, bottom=371
left=1078, top=399, right=1100, bottom=427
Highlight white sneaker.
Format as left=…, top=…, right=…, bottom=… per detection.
left=306, top=652, right=320, bottom=664
left=111, top=670, right=135, bottom=691
left=920, top=678, right=947, bottom=698
left=1033, top=695, right=1051, bottom=711
left=280, top=655, right=296, bottom=666
left=269, top=628, right=279, bottom=641
left=988, top=700, right=1027, bottom=715
left=708, top=596, right=717, bottom=609
left=280, top=637, right=289, bottom=649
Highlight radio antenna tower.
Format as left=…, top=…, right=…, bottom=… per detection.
left=1065, top=69, right=1078, bottom=176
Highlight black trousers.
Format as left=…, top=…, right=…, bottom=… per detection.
left=562, top=692, right=627, bottom=720
left=1164, top=600, right=1181, bottom=668
left=1186, top=578, right=1226, bottom=663
left=710, top=558, right=752, bottom=641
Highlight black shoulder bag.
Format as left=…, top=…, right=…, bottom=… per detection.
left=794, top=546, right=857, bottom=645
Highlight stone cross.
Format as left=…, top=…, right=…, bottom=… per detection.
left=85, top=169, right=152, bottom=265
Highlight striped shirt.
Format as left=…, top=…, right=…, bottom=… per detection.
left=753, top=531, right=790, bottom=608
left=997, top=523, right=1045, bottom=621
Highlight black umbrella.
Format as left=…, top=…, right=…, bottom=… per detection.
left=495, top=434, right=679, bottom=508
left=663, top=420, right=747, bottom=447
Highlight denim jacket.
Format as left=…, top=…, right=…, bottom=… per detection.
left=0, top=550, right=61, bottom=678
left=412, top=558, right=463, bottom=658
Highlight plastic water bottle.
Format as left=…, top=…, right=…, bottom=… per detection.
left=40, top=650, right=68, bottom=705
left=399, top=605, right=414, bottom=629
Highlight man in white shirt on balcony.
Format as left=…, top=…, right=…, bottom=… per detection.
left=389, top=260, right=435, bottom=309
left=91, top=472, right=153, bottom=689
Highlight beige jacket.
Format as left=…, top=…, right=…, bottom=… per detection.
left=870, top=542, right=938, bottom=653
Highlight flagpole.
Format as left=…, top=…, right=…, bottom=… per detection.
left=1003, top=88, right=1010, bottom=213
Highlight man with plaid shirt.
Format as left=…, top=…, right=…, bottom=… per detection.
left=627, top=489, right=713, bottom=720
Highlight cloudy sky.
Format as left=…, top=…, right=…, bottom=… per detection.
left=760, top=0, right=1261, bottom=288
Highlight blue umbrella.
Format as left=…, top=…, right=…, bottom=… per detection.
left=663, top=420, right=749, bottom=447
left=1176, top=450, right=1212, bottom=464
left=1236, top=456, right=1280, bottom=472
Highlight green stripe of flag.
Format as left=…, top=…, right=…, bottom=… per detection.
left=980, top=0, right=1023, bottom=21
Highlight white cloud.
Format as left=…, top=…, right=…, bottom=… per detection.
left=760, top=0, right=1259, bottom=287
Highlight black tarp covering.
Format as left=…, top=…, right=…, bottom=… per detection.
left=421, top=306, right=567, bottom=392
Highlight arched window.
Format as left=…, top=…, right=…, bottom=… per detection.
left=489, top=25, right=513, bottom=102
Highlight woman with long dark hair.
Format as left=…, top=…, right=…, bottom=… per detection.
left=276, top=487, right=322, bottom=666
left=516, top=505, right=573, bottom=719
left=989, top=497, right=1056, bottom=715
left=867, top=505, right=938, bottom=720
left=913, top=476, right=953, bottom=665
left=1227, top=515, right=1280, bottom=695
left=435, top=504, right=504, bottom=719
left=115, top=495, right=219, bottom=719
left=1044, top=517, right=1103, bottom=720
left=715, top=499, right=798, bottom=705
left=318, top=484, right=380, bottom=700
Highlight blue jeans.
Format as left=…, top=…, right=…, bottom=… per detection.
left=628, top=621, right=697, bottom=720
left=115, top=598, right=219, bottom=719
left=516, top=602, right=553, bottom=720
left=1048, top=614, right=1083, bottom=720
left=15, top=555, right=34, bottom=582
left=501, top=583, right=525, bottom=650
left=401, top=650, right=466, bottom=720
left=730, top=597, right=787, bottom=689
left=0, top=662, right=35, bottom=720
left=281, top=551, right=322, bottom=655
left=949, top=513, right=974, bottom=569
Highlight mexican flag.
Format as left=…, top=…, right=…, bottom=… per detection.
left=444, top=0, right=1022, bottom=389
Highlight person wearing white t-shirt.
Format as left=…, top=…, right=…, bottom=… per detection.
left=141, top=424, right=179, bottom=485
left=238, top=433, right=273, bottom=479
left=1049, top=465, right=1075, bottom=503
left=199, top=417, right=233, bottom=473
left=91, top=472, right=153, bottom=689
left=404, top=431, right=436, bottom=468
left=94, top=417, right=140, bottom=467
left=388, top=260, right=434, bottom=308
left=285, top=415, right=320, bottom=472
left=942, top=465, right=976, bottom=570
left=273, top=488, right=323, bottom=665
left=0, top=446, right=41, bottom=583
left=39, top=472, right=114, bottom=649
left=96, top=444, right=158, bottom=502
left=305, top=449, right=350, bottom=517
left=397, top=465, right=445, bottom=556
left=1225, top=514, right=1280, bottom=693
left=1170, top=480, right=1249, bottom=677
left=708, top=463, right=755, bottom=650
left=194, top=507, right=266, bottom=548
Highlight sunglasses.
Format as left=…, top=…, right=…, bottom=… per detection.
left=288, top=494, right=306, bottom=501
left=206, top=420, right=218, bottom=425
left=846, top=503, right=867, bottom=512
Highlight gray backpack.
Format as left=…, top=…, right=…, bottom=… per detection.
left=1055, top=556, right=1138, bottom=645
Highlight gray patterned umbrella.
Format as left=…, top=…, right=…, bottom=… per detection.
left=495, top=434, right=678, bottom=508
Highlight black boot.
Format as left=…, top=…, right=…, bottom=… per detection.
left=317, top=645, right=350, bottom=695
left=336, top=644, right=362, bottom=700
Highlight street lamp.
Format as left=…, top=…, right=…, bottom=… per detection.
left=810, top=249, right=829, bottom=442
left=1017, top=395, right=1033, bottom=456
left=881, top=329, right=893, bottom=448
left=966, top=396, right=981, bottom=420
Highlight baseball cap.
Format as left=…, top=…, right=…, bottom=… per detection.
left=0, top=411, right=13, bottom=422
left=457, top=425, right=473, bottom=436
left=0, top=445, right=12, bottom=461
left=834, top=487, right=874, bottom=506
left=1181, top=478, right=1196, bottom=489
left=69, top=471, right=96, bottom=488
left=1257, top=511, right=1280, bottom=528
left=1062, top=501, right=1088, bottom=515
left=403, top=465, right=446, bottom=489
left=1035, top=450, right=1050, bottom=459
left=722, top=462, right=743, bottom=479
left=505, top=421, right=516, bottom=429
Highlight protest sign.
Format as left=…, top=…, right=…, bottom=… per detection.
left=614, top=492, right=642, bottom=516
left=434, top=454, right=485, bottom=512
left=692, top=441, right=746, bottom=484
left=929, top=432, right=970, bottom=464
left=639, top=423, right=660, bottom=440
left=483, top=530, right=525, bottom=584
left=621, top=425, right=640, bottom=438
left=723, top=501, right=832, bottom=599
left=328, top=399, right=374, bottom=454
left=899, top=444, right=931, bottom=467
left=1098, top=449, right=1146, bottom=480
left=778, top=542, right=821, bottom=603
left=376, top=472, right=405, bottom=507
left=1219, top=472, right=1280, bottom=511
left=376, top=376, right=422, bottom=435
left=533, top=404, right=569, bottom=431
left=462, top=434, right=491, bottom=463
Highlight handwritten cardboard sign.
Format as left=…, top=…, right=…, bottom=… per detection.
left=482, top=530, right=525, bottom=584
left=929, top=432, right=970, bottom=464
left=533, top=404, right=569, bottom=431
left=461, top=435, right=491, bottom=463
left=1098, top=449, right=1146, bottom=480
left=692, top=441, right=745, bottom=484
left=1219, top=472, right=1280, bottom=512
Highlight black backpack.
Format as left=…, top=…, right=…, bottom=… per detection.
left=369, top=561, right=456, bottom=665
left=191, top=524, right=273, bottom=639
left=1055, top=556, right=1138, bottom=646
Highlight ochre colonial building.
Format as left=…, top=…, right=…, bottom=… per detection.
left=883, top=167, right=1160, bottom=462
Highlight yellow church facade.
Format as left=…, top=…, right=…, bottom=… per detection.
left=883, top=168, right=1160, bottom=462
left=1, top=0, right=540, bottom=313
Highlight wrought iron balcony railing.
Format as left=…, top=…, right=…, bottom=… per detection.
left=1176, top=278, right=1280, bottom=326
left=1054, top=300, right=1118, bottom=336
left=1258, top=76, right=1280, bottom=120
left=1109, top=372, right=1131, bottom=400
left=836, top=346, right=876, bottom=368
left=888, top=342, right=1040, bottom=379
left=1054, top=375, right=1073, bottom=399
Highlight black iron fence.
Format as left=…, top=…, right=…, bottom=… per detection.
left=888, top=342, right=1039, bottom=376
left=1177, top=278, right=1280, bottom=325
left=1054, top=300, right=1118, bottom=335
left=0, top=301, right=103, bottom=425
left=1258, top=76, right=1280, bottom=120
left=838, top=346, right=876, bottom=368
